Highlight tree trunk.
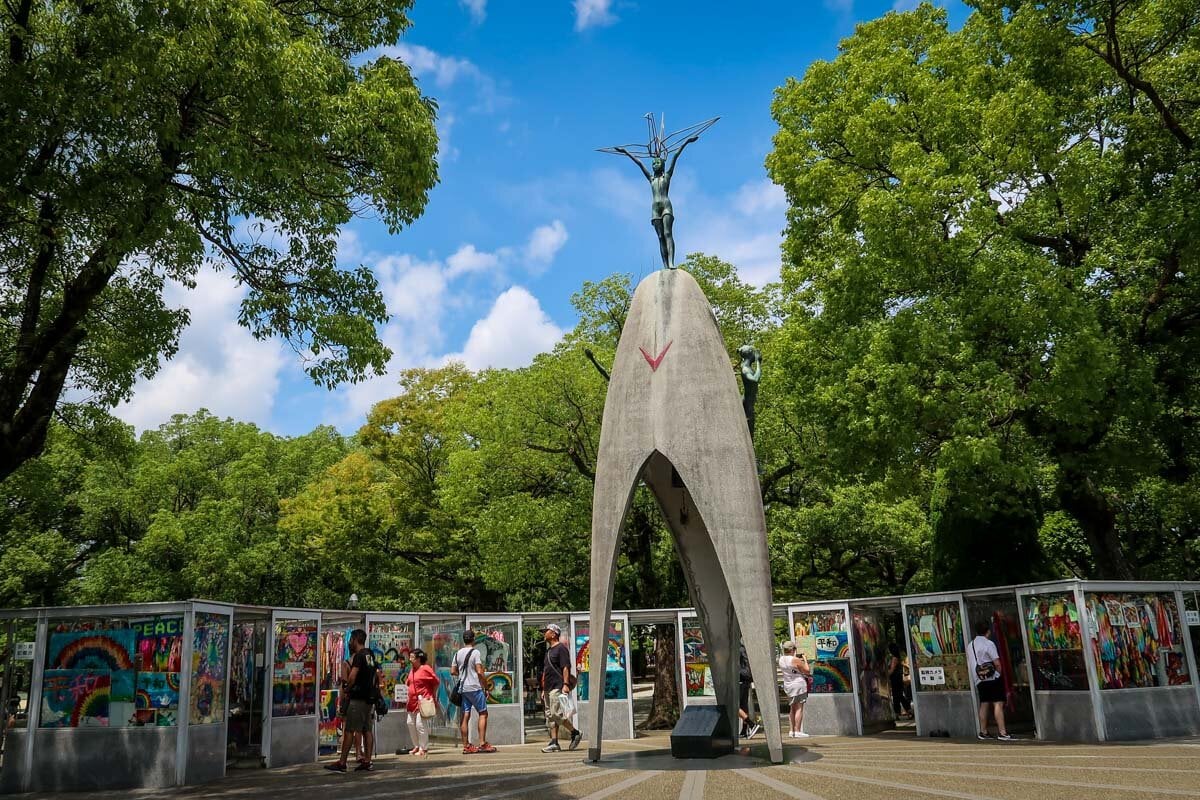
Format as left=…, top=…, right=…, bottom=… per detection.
left=638, top=623, right=680, bottom=730
left=1057, top=470, right=1136, bottom=580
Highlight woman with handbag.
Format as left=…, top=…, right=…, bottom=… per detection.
left=405, top=649, right=439, bottom=757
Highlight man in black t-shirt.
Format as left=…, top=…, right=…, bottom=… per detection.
left=540, top=624, right=581, bottom=753
left=325, top=629, right=380, bottom=772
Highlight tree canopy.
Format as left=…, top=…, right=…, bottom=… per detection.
left=0, top=0, right=439, bottom=482
left=1, top=0, right=1196, bottom=623
left=766, top=0, right=1199, bottom=582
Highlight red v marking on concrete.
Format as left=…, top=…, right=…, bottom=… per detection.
left=639, top=340, right=672, bottom=372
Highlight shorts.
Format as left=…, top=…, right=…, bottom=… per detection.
left=789, top=693, right=808, bottom=706
left=460, top=689, right=488, bottom=714
left=977, top=678, right=1005, bottom=704
left=544, top=689, right=569, bottom=724
left=344, top=698, right=374, bottom=732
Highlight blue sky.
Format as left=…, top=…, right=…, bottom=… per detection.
left=115, top=0, right=963, bottom=436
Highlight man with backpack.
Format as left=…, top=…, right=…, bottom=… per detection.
left=326, top=629, right=380, bottom=772
left=540, top=623, right=581, bottom=753
left=451, top=629, right=496, bottom=754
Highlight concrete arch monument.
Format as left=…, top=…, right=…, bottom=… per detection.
left=587, top=268, right=784, bottom=764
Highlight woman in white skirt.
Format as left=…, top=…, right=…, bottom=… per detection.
left=779, top=641, right=812, bottom=738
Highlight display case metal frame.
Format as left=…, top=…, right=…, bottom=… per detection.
left=570, top=612, right=634, bottom=742
left=465, top=613, right=524, bottom=746
left=900, top=592, right=975, bottom=739
left=676, top=611, right=715, bottom=709
left=263, top=607, right=322, bottom=768
left=786, top=600, right=861, bottom=736
left=362, top=612, right=419, bottom=753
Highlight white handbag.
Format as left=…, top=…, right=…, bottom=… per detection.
left=418, top=696, right=436, bottom=719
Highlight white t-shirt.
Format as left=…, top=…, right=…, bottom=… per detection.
left=967, top=635, right=1000, bottom=685
left=454, top=645, right=483, bottom=692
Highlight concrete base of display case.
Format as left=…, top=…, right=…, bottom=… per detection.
left=25, top=726, right=177, bottom=793
left=799, top=693, right=859, bottom=736
left=1100, top=685, right=1200, bottom=740
left=914, top=691, right=977, bottom=739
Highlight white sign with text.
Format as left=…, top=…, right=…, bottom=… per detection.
left=918, top=666, right=946, bottom=686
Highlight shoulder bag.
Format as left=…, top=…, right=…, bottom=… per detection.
left=972, top=640, right=997, bottom=681
left=371, top=661, right=389, bottom=716
left=449, top=649, right=470, bottom=706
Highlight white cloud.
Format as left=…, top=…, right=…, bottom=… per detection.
left=524, top=220, right=568, bottom=270
left=446, top=243, right=502, bottom=279
left=460, top=0, right=486, bottom=23
left=734, top=179, right=786, bottom=216
left=437, top=113, right=459, bottom=163
left=113, top=269, right=286, bottom=431
left=325, top=222, right=566, bottom=426
left=679, top=176, right=786, bottom=287
left=386, top=43, right=478, bottom=89
left=446, top=287, right=564, bottom=370
left=380, top=43, right=504, bottom=113
left=574, top=0, right=617, bottom=31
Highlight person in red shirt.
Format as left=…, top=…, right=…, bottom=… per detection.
left=405, top=649, right=439, bottom=757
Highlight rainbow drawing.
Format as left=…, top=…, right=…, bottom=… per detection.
left=47, top=630, right=136, bottom=671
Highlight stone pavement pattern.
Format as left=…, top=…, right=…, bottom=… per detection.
left=21, top=730, right=1200, bottom=800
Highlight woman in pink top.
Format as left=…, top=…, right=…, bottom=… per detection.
left=405, top=649, right=439, bottom=757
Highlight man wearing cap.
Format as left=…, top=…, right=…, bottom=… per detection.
left=451, top=629, right=495, bottom=754
left=540, top=624, right=581, bottom=752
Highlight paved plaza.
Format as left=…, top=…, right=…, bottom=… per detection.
left=19, top=728, right=1200, bottom=800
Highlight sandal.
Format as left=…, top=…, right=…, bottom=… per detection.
left=462, top=744, right=479, bottom=754
left=477, top=743, right=497, bottom=753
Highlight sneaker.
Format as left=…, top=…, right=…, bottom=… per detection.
left=746, top=723, right=761, bottom=739
left=795, top=731, right=810, bottom=738
left=324, top=761, right=347, bottom=773
left=353, top=762, right=373, bottom=772
left=541, top=741, right=561, bottom=753
left=462, top=744, right=479, bottom=754
left=568, top=730, right=582, bottom=751
left=997, top=733, right=1012, bottom=741
left=978, top=732, right=991, bottom=740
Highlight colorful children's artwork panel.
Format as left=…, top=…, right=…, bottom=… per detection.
left=47, top=629, right=137, bottom=672
left=370, top=621, right=415, bottom=710
left=473, top=622, right=517, bottom=705
left=134, top=617, right=183, bottom=674
left=41, top=670, right=120, bottom=727
left=271, top=663, right=316, bottom=717
left=681, top=617, right=715, bottom=698
left=852, top=609, right=893, bottom=724
left=1086, top=592, right=1189, bottom=689
left=190, top=613, right=230, bottom=724
left=318, top=689, right=341, bottom=747
left=275, top=622, right=317, bottom=664
left=574, top=620, right=628, bottom=701
left=792, top=609, right=851, bottom=694
left=809, top=659, right=853, bottom=694
left=815, top=631, right=850, bottom=660
left=421, top=620, right=465, bottom=730
left=136, top=670, right=180, bottom=709
left=905, top=602, right=966, bottom=693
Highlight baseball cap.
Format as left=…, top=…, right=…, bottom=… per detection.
left=542, top=623, right=562, bottom=635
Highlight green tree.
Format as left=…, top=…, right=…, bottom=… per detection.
left=766, top=1, right=1200, bottom=581
left=0, top=0, right=439, bottom=481
left=74, top=412, right=348, bottom=604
